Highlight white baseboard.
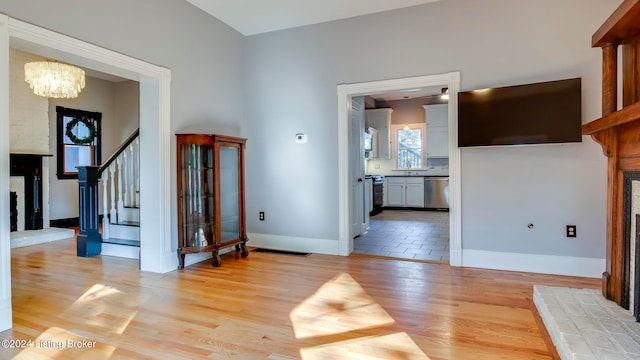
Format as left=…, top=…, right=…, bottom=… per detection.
left=101, top=243, right=140, bottom=259
left=449, top=249, right=462, bottom=266
left=248, top=233, right=340, bottom=255
left=462, top=249, right=604, bottom=278
left=0, top=298, right=11, bottom=331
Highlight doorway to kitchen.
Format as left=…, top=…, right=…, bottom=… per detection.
left=336, top=72, right=461, bottom=266
left=355, top=209, right=450, bottom=262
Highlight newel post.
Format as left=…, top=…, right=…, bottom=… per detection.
left=77, top=166, right=102, bottom=257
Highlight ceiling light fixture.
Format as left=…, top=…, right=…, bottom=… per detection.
left=440, top=88, right=449, bottom=100
left=24, top=61, right=86, bottom=98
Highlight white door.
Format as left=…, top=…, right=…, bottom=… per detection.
left=350, top=96, right=365, bottom=239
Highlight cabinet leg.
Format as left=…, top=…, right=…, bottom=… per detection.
left=212, top=250, right=222, bottom=267
left=240, top=242, right=249, bottom=258
left=177, top=252, right=185, bottom=270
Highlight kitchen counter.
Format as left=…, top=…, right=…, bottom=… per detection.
left=384, top=174, right=449, bottom=177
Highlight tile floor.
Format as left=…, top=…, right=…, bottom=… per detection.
left=354, top=209, right=450, bottom=262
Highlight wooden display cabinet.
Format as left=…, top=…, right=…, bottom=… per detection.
left=176, top=134, right=248, bottom=268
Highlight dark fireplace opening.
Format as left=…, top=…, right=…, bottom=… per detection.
left=10, top=192, right=17, bottom=232
left=10, top=154, right=48, bottom=231
left=622, top=171, right=640, bottom=321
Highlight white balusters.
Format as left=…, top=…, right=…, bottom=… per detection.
left=125, top=144, right=136, bottom=207
left=102, top=170, right=110, bottom=239
left=109, top=164, right=117, bottom=224
left=123, top=151, right=129, bottom=208
left=116, top=158, right=124, bottom=218
left=99, top=132, right=140, bottom=240
left=135, top=138, right=140, bottom=206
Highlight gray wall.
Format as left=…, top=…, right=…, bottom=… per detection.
left=0, top=0, right=246, bottom=236
left=1, top=0, right=619, bottom=260
left=243, top=0, right=618, bottom=258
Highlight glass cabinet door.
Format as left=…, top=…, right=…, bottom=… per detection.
left=218, top=144, right=240, bottom=244
left=180, top=143, right=215, bottom=248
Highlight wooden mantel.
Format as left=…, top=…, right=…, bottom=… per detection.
left=582, top=0, right=640, bottom=307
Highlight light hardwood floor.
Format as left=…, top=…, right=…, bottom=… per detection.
left=0, top=237, right=599, bottom=359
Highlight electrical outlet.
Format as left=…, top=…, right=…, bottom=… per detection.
left=259, top=212, right=265, bottom=221
left=566, top=225, right=576, bottom=238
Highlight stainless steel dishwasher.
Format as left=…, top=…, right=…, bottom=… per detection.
left=424, top=177, right=449, bottom=209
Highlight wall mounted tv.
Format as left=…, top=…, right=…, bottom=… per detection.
left=457, top=78, right=582, bottom=147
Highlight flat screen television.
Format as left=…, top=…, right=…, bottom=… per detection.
left=457, top=78, right=582, bottom=147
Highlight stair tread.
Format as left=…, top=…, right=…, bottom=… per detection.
left=114, top=220, right=140, bottom=227
left=123, top=205, right=140, bottom=209
left=102, top=238, right=140, bottom=247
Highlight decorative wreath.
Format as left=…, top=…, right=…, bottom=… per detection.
left=65, top=116, right=96, bottom=145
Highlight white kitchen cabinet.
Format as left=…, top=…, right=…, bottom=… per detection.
left=365, top=108, right=392, bottom=159
left=386, top=177, right=405, bottom=207
left=384, top=177, right=424, bottom=208
left=405, top=177, right=425, bottom=207
left=424, top=104, right=449, bottom=158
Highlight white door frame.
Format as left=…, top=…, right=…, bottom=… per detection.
left=0, top=14, right=172, bottom=330
left=337, top=72, right=462, bottom=265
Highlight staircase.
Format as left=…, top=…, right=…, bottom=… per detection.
left=94, top=129, right=140, bottom=259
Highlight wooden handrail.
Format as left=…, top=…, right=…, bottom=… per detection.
left=98, top=128, right=139, bottom=175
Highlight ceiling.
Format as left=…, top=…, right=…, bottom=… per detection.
left=184, top=0, right=441, bottom=36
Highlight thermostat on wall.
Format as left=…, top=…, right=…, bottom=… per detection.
left=295, top=133, right=307, bottom=143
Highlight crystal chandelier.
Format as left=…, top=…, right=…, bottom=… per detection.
left=24, top=61, right=86, bottom=98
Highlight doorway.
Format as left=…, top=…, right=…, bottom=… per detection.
left=336, top=72, right=461, bottom=265
left=0, top=14, right=171, bottom=330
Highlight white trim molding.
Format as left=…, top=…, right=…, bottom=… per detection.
left=462, top=249, right=605, bottom=278
left=0, top=13, right=12, bottom=332
left=337, top=72, right=462, bottom=265
left=248, top=233, right=341, bottom=255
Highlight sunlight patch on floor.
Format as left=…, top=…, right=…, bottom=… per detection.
left=289, top=272, right=395, bottom=339
left=290, top=272, right=429, bottom=359
left=300, top=332, right=430, bottom=360
left=65, top=283, right=144, bottom=334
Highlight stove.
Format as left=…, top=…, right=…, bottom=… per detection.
left=369, top=175, right=384, bottom=215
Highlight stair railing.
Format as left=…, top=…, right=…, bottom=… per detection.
left=77, top=128, right=139, bottom=257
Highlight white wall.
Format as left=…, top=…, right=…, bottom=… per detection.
left=8, top=49, right=48, bottom=154
left=243, top=0, right=618, bottom=260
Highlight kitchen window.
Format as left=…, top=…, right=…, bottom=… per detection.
left=56, top=106, right=102, bottom=179
left=393, top=124, right=426, bottom=169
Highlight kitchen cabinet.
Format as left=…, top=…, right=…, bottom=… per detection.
left=365, top=108, right=392, bottom=159
left=424, top=104, right=449, bottom=158
left=176, top=133, right=248, bottom=269
left=385, top=177, right=424, bottom=208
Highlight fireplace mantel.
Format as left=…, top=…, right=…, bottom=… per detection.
left=581, top=0, right=640, bottom=308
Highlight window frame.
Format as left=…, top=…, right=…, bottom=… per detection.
left=392, top=123, right=427, bottom=169
left=56, top=106, right=102, bottom=180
